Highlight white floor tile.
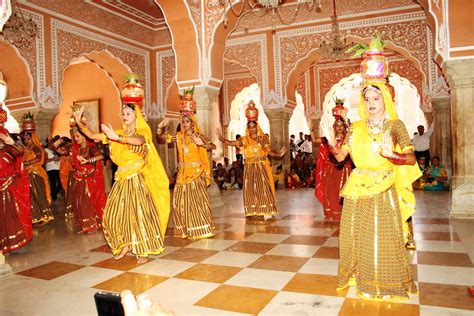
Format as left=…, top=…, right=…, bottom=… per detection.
left=299, top=258, right=339, bottom=275
left=202, top=251, right=262, bottom=267
left=260, top=291, right=345, bottom=316
left=266, top=244, right=320, bottom=257
left=225, top=268, right=295, bottom=291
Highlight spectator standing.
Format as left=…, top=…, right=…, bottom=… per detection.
left=413, top=116, right=434, bottom=162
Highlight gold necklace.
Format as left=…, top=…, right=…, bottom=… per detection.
left=367, top=119, right=385, bottom=155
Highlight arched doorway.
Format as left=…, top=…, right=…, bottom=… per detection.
left=225, top=83, right=270, bottom=161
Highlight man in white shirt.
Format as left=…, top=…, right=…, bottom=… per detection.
left=299, top=134, right=313, bottom=158
left=45, top=137, right=62, bottom=201
left=413, top=121, right=434, bottom=163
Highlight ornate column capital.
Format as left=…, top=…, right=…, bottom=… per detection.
left=445, top=59, right=474, bottom=89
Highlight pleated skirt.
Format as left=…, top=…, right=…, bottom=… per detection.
left=28, top=173, right=53, bottom=224
left=0, top=188, right=29, bottom=253
left=71, top=178, right=100, bottom=233
left=64, top=171, right=74, bottom=217
left=337, top=187, right=417, bottom=300
left=172, top=174, right=215, bottom=239
left=243, top=162, right=278, bottom=216
left=102, top=172, right=164, bottom=257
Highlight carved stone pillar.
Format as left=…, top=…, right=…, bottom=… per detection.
left=310, top=117, right=322, bottom=159
left=430, top=97, right=452, bottom=175
left=0, top=254, right=12, bottom=278
left=265, top=108, right=292, bottom=171
left=12, top=108, right=58, bottom=140
left=445, top=59, right=474, bottom=218
left=191, top=87, right=223, bottom=208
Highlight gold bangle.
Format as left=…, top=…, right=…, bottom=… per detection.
left=157, top=127, right=162, bottom=134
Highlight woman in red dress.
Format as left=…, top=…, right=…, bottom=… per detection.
left=70, top=127, right=106, bottom=234
left=0, top=106, right=33, bottom=253
left=315, top=108, right=353, bottom=221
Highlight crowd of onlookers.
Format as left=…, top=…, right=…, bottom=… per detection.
left=170, top=121, right=449, bottom=192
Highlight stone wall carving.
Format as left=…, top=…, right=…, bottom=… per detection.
left=225, top=35, right=268, bottom=100
left=224, top=75, right=257, bottom=110
left=15, top=9, right=45, bottom=92
left=26, top=0, right=170, bottom=47
left=157, top=50, right=176, bottom=110
left=274, top=13, right=429, bottom=97
left=233, top=0, right=414, bottom=33
left=51, top=19, right=150, bottom=105
left=317, top=58, right=424, bottom=107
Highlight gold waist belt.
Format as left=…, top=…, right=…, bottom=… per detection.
left=117, top=160, right=145, bottom=173
left=245, top=156, right=267, bottom=163
left=178, top=161, right=202, bottom=168
left=352, top=168, right=392, bottom=177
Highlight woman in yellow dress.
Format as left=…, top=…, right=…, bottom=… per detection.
left=21, top=122, right=53, bottom=225
left=321, top=37, right=421, bottom=300
left=73, top=77, right=170, bottom=263
left=156, top=88, right=216, bottom=239
left=218, top=101, right=286, bottom=218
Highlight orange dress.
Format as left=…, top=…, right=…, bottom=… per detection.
left=24, top=145, right=53, bottom=224
left=167, top=131, right=214, bottom=239
left=240, top=134, right=278, bottom=216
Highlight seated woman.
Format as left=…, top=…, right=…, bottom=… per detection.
left=412, top=156, right=430, bottom=190
left=424, top=156, right=449, bottom=191
left=273, top=165, right=284, bottom=189
left=286, top=168, right=305, bottom=189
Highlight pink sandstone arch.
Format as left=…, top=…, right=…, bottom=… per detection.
left=286, top=35, right=427, bottom=105
left=0, top=41, right=35, bottom=110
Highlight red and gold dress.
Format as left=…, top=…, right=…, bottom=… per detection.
left=24, top=144, right=53, bottom=224
left=240, top=133, right=278, bottom=216
left=0, top=138, right=33, bottom=253
left=167, top=131, right=215, bottom=239
left=71, top=141, right=106, bottom=233
left=315, top=138, right=353, bottom=221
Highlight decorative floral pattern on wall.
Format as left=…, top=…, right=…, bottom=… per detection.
left=224, top=42, right=262, bottom=93
left=55, top=30, right=146, bottom=92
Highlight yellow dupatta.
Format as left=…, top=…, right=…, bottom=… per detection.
left=177, top=114, right=211, bottom=186
left=108, top=107, right=170, bottom=239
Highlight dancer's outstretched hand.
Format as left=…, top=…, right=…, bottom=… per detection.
left=157, top=118, right=169, bottom=129
left=102, top=123, right=120, bottom=141
left=278, top=146, right=287, bottom=157
left=73, top=106, right=84, bottom=126
left=191, top=133, right=204, bottom=146
left=0, top=132, right=14, bottom=145
left=77, top=155, right=87, bottom=164
left=380, top=130, right=394, bottom=158
left=320, top=115, right=335, bottom=146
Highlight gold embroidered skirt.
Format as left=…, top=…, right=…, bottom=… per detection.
left=28, top=173, right=53, bottom=224
left=243, top=161, right=278, bottom=216
left=172, top=174, right=215, bottom=239
left=102, top=172, right=165, bottom=257
left=337, top=187, right=417, bottom=300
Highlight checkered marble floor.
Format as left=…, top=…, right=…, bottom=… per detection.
left=2, top=189, right=473, bottom=315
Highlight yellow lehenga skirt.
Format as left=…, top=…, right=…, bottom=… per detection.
left=28, top=172, right=54, bottom=224
left=337, top=187, right=417, bottom=299
left=102, top=172, right=165, bottom=257
left=172, top=174, right=215, bottom=239
left=243, top=161, right=278, bottom=216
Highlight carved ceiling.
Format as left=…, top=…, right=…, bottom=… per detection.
left=89, top=0, right=166, bottom=29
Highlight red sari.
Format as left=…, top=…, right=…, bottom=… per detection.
left=0, top=132, right=32, bottom=253
left=315, top=138, right=353, bottom=221
left=71, top=141, right=106, bottom=233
